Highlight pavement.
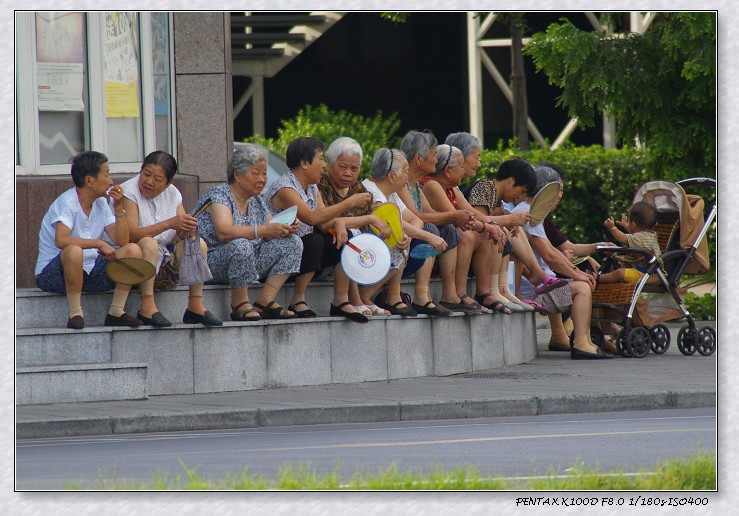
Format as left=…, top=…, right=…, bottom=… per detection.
left=15, top=320, right=716, bottom=440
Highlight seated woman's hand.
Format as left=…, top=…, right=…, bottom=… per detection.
left=261, top=217, right=294, bottom=240
left=330, top=220, right=349, bottom=249
left=397, top=233, right=412, bottom=251
left=348, top=192, right=372, bottom=210
left=171, top=214, right=198, bottom=233
left=452, top=209, right=476, bottom=229
left=370, top=216, right=391, bottom=239
left=427, top=234, right=447, bottom=252
left=509, top=211, right=531, bottom=227
left=98, top=242, right=117, bottom=261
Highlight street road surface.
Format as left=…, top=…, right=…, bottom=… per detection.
left=16, top=407, right=714, bottom=489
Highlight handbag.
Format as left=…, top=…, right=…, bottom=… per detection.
left=178, top=228, right=213, bottom=286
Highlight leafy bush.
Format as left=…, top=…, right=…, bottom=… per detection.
left=683, top=292, right=716, bottom=321
left=471, top=141, right=652, bottom=244
left=245, top=104, right=402, bottom=176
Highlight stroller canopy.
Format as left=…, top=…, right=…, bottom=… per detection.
left=632, top=180, right=709, bottom=274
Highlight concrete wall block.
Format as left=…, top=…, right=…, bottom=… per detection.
left=16, top=364, right=147, bottom=405
left=330, top=319, right=388, bottom=383
left=267, top=320, right=331, bottom=388
left=193, top=325, right=268, bottom=393
left=112, top=328, right=195, bottom=395
left=471, top=313, right=505, bottom=370
left=430, top=315, right=473, bottom=376
left=386, top=317, right=433, bottom=379
left=16, top=331, right=111, bottom=367
left=502, top=314, right=526, bottom=366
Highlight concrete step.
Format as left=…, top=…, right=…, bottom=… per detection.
left=16, top=278, right=454, bottom=329
left=16, top=312, right=537, bottom=398
left=16, top=363, right=147, bottom=405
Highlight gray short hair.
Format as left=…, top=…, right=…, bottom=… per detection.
left=228, top=144, right=268, bottom=184
left=444, top=132, right=481, bottom=159
left=400, top=130, right=438, bottom=162
left=531, top=165, right=563, bottom=197
left=433, top=144, right=463, bottom=175
left=370, top=148, right=407, bottom=180
left=325, top=136, right=363, bottom=165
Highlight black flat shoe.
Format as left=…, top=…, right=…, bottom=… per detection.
left=183, top=309, right=223, bottom=326
left=329, top=302, right=369, bottom=323
left=66, top=315, right=85, bottom=330
left=411, top=301, right=452, bottom=317
left=571, top=346, right=614, bottom=360
left=288, top=301, right=317, bottom=318
left=386, top=301, right=418, bottom=317
left=137, top=311, right=172, bottom=328
left=104, top=313, right=143, bottom=327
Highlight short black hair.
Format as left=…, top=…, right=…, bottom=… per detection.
left=141, top=151, right=178, bottom=182
left=71, top=151, right=108, bottom=187
left=629, top=201, right=658, bottom=230
left=285, top=137, right=324, bottom=169
left=495, top=158, right=536, bottom=194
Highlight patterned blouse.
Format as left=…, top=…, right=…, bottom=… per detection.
left=465, top=179, right=500, bottom=213
left=263, top=172, right=318, bottom=237
left=317, top=173, right=372, bottom=233
left=193, top=183, right=272, bottom=253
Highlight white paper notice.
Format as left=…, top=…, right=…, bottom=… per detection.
left=37, top=62, right=84, bottom=111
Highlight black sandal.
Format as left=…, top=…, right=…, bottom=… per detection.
left=474, top=293, right=511, bottom=314
left=230, top=301, right=261, bottom=321
left=329, top=301, right=369, bottom=323
left=254, top=300, right=295, bottom=319
left=288, top=300, right=317, bottom=318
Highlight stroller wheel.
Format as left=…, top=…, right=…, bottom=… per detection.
left=695, top=326, right=716, bottom=356
left=677, top=326, right=698, bottom=355
left=649, top=324, right=671, bottom=354
left=616, top=328, right=631, bottom=357
left=626, top=327, right=652, bottom=358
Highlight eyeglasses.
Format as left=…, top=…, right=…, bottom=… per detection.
left=387, top=149, right=394, bottom=174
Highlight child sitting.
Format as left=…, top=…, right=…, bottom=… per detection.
left=600, top=201, right=662, bottom=283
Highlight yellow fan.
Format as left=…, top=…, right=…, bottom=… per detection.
left=370, top=202, right=404, bottom=248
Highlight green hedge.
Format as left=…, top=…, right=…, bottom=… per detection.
left=245, top=104, right=401, bottom=173
left=472, top=142, right=654, bottom=244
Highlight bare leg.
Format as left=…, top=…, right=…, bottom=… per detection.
left=332, top=266, right=362, bottom=314
left=108, top=243, right=142, bottom=317
left=60, top=245, right=84, bottom=319
left=438, top=247, right=460, bottom=303
left=136, top=236, right=161, bottom=318
left=548, top=313, right=570, bottom=350
left=570, top=281, right=599, bottom=353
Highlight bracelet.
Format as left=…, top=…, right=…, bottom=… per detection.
left=115, top=209, right=126, bottom=217
left=488, top=219, right=498, bottom=225
left=253, top=225, right=259, bottom=239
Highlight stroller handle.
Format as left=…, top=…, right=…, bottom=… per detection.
left=676, top=177, right=716, bottom=188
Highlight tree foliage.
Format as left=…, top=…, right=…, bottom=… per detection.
left=523, top=13, right=716, bottom=177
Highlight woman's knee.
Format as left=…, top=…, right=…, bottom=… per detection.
left=118, top=243, right=143, bottom=258
left=60, top=245, right=83, bottom=264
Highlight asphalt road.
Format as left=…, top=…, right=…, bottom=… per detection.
left=15, top=407, right=714, bottom=489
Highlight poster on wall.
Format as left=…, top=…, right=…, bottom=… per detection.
left=104, top=12, right=140, bottom=118
left=35, top=12, right=85, bottom=111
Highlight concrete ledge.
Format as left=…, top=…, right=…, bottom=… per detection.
left=16, top=363, right=148, bottom=405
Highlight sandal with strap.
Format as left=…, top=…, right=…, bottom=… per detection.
left=474, top=293, right=511, bottom=314
left=386, top=301, right=418, bottom=317
left=254, top=300, right=296, bottom=320
left=411, top=300, right=452, bottom=317
left=441, top=294, right=487, bottom=313
left=288, top=300, right=316, bottom=318
left=230, top=301, right=261, bottom=321
left=329, top=301, right=369, bottom=323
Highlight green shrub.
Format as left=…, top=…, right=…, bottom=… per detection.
left=472, top=141, right=653, bottom=244
left=683, top=292, right=716, bottom=321
left=245, top=104, right=402, bottom=176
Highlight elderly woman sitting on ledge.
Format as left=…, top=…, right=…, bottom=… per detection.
left=120, top=150, right=222, bottom=327
left=193, top=144, right=303, bottom=321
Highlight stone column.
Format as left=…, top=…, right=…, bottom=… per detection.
left=173, top=13, right=234, bottom=198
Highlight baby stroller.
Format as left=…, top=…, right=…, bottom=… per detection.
left=590, top=177, right=716, bottom=358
